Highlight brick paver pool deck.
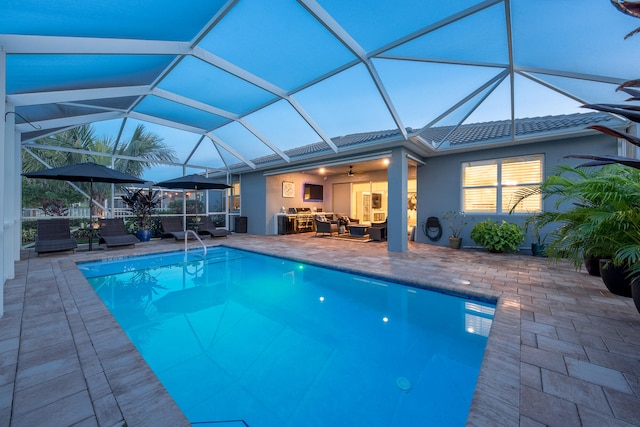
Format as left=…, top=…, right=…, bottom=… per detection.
left=1, top=234, right=639, bottom=426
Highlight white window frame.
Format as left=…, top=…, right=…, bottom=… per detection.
left=462, top=154, right=543, bottom=214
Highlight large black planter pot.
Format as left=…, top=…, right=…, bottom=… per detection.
left=599, top=259, right=633, bottom=298
left=631, top=278, right=640, bottom=314
left=584, top=255, right=601, bottom=277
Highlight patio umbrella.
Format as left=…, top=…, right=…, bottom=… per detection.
left=155, top=174, right=230, bottom=228
left=565, top=154, right=640, bottom=169
left=22, top=162, right=146, bottom=220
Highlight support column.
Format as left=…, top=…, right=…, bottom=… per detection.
left=4, top=104, right=16, bottom=279
left=0, top=50, right=7, bottom=316
left=14, top=127, right=21, bottom=259
left=387, top=147, right=408, bottom=253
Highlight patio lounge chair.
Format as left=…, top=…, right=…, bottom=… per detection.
left=98, top=218, right=139, bottom=248
left=160, top=216, right=194, bottom=240
left=34, top=218, right=78, bottom=255
left=314, top=215, right=338, bottom=236
left=198, top=216, right=231, bottom=238
left=369, top=219, right=387, bottom=241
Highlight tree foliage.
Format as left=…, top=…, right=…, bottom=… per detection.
left=22, top=124, right=177, bottom=216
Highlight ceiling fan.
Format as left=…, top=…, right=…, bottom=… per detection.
left=347, top=165, right=354, bottom=176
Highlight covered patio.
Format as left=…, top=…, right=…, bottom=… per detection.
left=1, top=235, right=639, bottom=426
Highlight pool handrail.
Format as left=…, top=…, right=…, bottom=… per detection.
left=184, top=229, right=207, bottom=257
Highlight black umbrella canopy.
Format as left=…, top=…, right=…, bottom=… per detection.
left=22, top=162, right=146, bottom=184
left=154, top=174, right=230, bottom=190
left=565, top=154, right=640, bottom=169
left=23, top=162, right=146, bottom=222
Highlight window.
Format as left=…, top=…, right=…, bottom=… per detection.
left=462, top=155, right=543, bottom=213
left=230, top=180, right=240, bottom=212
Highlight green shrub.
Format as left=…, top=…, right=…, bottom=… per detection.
left=22, top=223, right=36, bottom=243
left=470, top=219, right=525, bottom=253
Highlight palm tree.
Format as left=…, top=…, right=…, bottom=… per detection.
left=23, top=124, right=177, bottom=217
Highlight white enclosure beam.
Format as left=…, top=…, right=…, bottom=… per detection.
left=8, top=86, right=150, bottom=107
left=152, top=88, right=238, bottom=120
left=239, top=119, right=290, bottom=163
left=299, top=0, right=408, bottom=140
left=16, top=111, right=124, bottom=133
left=0, top=34, right=190, bottom=55
left=369, top=0, right=503, bottom=57
left=22, top=143, right=215, bottom=171
left=127, top=112, right=208, bottom=135
left=206, top=133, right=256, bottom=169
left=193, top=47, right=339, bottom=152
left=286, top=97, right=339, bottom=152
left=514, top=66, right=626, bottom=85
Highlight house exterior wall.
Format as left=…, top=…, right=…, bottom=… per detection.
left=239, top=172, right=267, bottom=235
left=415, top=133, right=618, bottom=248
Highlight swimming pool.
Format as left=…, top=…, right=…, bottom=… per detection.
left=79, top=246, right=495, bottom=426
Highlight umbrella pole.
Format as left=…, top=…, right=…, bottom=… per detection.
left=90, top=181, right=93, bottom=226
left=89, top=181, right=94, bottom=252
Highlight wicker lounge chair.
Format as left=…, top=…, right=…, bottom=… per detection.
left=314, top=215, right=338, bottom=236
left=160, top=216, right=194, bottom=240
left=197, top=216, right=231, bottom=238
left=98, top=218, right=139, bottom=248
left=34, top=218, right=78, bottom=255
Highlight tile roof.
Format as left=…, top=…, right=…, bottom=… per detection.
left=418, top=112, right=619, bottom=146
left=239, top=112, right=622, bottom=170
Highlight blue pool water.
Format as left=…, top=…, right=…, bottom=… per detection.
left=78, top=247, right=495, bottom=427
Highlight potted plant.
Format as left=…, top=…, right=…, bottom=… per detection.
left=520, top=216, right=548, bottom=257
left=442, top=211, right=471, bottom=249
left=549, top=1, right=640, bottom=307
left=530, top=228, right=548, bottom=257
left=470, top=218, right=525, bottom=253
left=121, top=188, right=163, bottom=242
left=510, top=164, right=640, bottom=297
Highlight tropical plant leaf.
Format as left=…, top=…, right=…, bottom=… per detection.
left=588, top=125, right=640, bottom=148
left=618, top=86, right=640, bottom=101
left=611, top=0, right=640, bottom=19
left=582, top=103, right=640, bottom=123
left=617, top=78, right=640, bottom=90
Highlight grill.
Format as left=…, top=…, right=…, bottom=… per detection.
left=278, top=208, right=315, bottom=234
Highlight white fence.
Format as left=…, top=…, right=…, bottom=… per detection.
left=21, top=208, right=231, bottom=227
left=22, top=207, right=91, bottom=219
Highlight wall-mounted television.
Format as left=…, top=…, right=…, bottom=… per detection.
left=303, top=183, right=324, bottom=201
